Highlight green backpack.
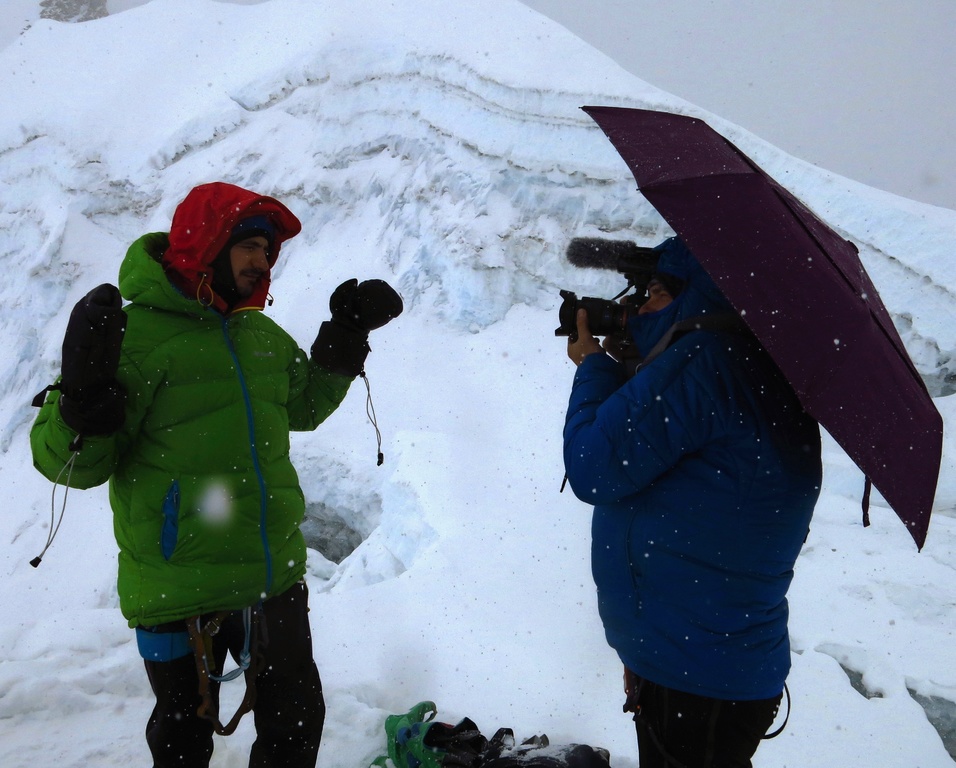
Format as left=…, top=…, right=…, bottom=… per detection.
left=371, top=701, right=486, bottom=768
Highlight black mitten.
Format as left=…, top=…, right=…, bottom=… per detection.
left=311, top=320, right=369, bottom=377
left=59, top=383, right=127, bottom=436
left=58, top=284, right=128, bottom=435
left=329, top=278, right=404, bottom=332
left=312, top=279, right=403, bottom=376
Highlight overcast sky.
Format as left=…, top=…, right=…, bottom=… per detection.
left=519, top=0, right=956, bottom=211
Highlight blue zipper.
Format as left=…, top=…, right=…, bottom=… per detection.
left=220, top=315, right=273, bottom=594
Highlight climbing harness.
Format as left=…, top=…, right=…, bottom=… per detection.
left=623, top=669, right=790, bottom=768
left=186, top=605, right=267, bottom=736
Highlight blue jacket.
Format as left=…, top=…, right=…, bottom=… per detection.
left=564, top=238, right=821, bottom=700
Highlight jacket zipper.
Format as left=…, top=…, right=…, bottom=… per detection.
left=219, top=315, right=273, bottom=594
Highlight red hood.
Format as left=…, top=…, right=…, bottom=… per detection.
left=162, top=182, right=302, bottom=314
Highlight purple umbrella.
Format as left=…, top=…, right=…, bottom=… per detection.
left=583, top=105, right=942, bottom=549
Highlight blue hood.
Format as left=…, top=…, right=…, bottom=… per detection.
left=628, top=237, right=735, bottom=357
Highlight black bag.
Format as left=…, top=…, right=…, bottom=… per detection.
left=482, top=729, right=610, bottom=768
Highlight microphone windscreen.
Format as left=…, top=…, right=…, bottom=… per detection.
left=565, top=238, right=644, bottom=270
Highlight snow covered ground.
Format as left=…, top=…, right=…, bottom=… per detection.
left=0, top=1, right=954, bottom=766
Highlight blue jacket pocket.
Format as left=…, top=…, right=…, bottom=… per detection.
left=161, top=480, right=180, bottom=561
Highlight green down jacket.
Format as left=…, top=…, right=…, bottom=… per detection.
left=31, top=231, right=352, bottom=627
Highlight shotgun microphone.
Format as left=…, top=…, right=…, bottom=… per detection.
left=565, top=238, right=659, bottom=273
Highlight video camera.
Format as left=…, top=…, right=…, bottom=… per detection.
left=555, top=238, right=659, bottom=342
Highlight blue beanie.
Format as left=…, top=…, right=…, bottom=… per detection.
left=228, top=214, right=276, bottom=247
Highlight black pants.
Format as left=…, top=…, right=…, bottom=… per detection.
left=143, top=582, right=325, bottom=768
left=626, top=674, right=781, bottom=768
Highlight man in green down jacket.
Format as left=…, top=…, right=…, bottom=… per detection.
left=30, top=182, right=402, bottom=767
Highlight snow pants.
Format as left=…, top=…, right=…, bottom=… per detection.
left=625, top=673, right=781, bottom=768
left=142, top=581, right=325, bottom=768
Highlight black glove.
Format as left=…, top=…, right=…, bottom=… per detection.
left=58, top=284, right=128, bottom=436
left=311, top=279, right=403, bottom=377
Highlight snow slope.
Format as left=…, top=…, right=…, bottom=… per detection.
left=1, top=1, right=954, bottom=766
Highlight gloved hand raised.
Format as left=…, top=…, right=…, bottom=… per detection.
left=312, top=279, right=403, bottom=377
left=329, top=278, right=404, bottom=332
left=58, top=284, right=128, bottom=436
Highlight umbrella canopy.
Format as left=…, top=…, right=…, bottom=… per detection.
left=583, top=105, right=943, bottom=549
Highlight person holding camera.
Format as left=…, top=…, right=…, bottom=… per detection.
left=30, top=181, right=402, bottom=768
left=563, top=237, right=821, bottom=767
